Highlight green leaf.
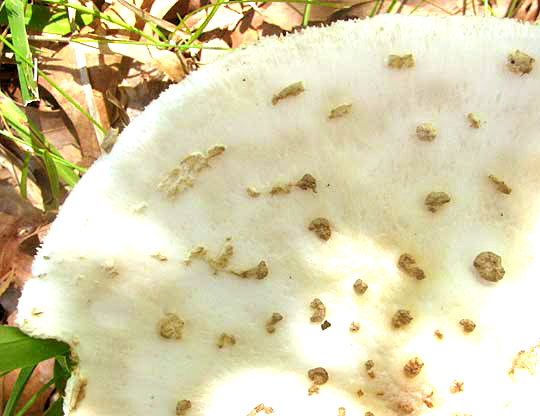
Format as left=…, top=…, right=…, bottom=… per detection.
left=44, top=398, right=63, bottom=416
left=53, top=357, right=70, bottom=394
left=0, top=89, right=81, bottom=191
left=2, top=365, right=36, bottom=416
left=42, top=151, right=60, bottom=208
left=0, top=326, right=70, bottom=374
left=0, top=4, right=94, bottom=35
left=5, top=0, right=39, bottom=105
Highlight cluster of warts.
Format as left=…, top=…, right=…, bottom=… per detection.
left=158, top=145, right=226, bottom=200
left=508, top=343, right=539, bottom=376
left=184, top=239, right=268, bottom=279
left=246, top=403, right=274, bottom=415
left=265, top=313, right=284, bottom=334
left=309, top=298, right=326, bottom=322
left=247, top=173, right=317, bottom=197
left=217, top=332, right=236, bottom=348
left=176, top=400, right=192, bottom=415
left=149, top=49, right=532, bottom=416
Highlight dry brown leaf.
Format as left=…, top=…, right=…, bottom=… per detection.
left=199, top=38, right=230, bottom=65
left=149, top=0, right=184, bottom=19
left=185, top=5, right=244, bottom=32
left=514, top=0, right=539, bottom=21
left=0, top=182, right=50, bottom=293
left=38, top=43, right=119, bottom=167
left=24, top=106, right=82, bottom=166
left=256, top=2, right=304, bottom=31
left=117, top=62, right=173, bottom=120
left=230, top=21, right=259, bottom=48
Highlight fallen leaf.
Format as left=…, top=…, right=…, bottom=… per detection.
left=38, top=42, right=119, bottom=167
left=0, top=181, right=50, bottom=293
left=199, top=37, right=230, bottom=65
left=514, top=0, right=539, bottom=21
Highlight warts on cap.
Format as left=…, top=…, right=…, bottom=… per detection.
left=416, top=123, right=437, bottom=142
left=309, top=218, right=332, bottom=241
left=488, top=175, right=512, bottom=195
left=403, top=357, right=424, bottom=378
left=251, top=173, right=318, bottom=197
left=425, top=192, right=451, bottom=213
left=308, top=367, right=329, bottom=385
left=328, top=104, right=352, bottom=120
left=474, top=251, right=505, bottom=282
left=159, top=313, right=184, bottom=340
left=459, top=319, right=476, bottom=333
left=217, top=333, right=236, bottom=348
left=176, top=400, right=192, bottom=415
left=387, top=54, right=415, bottom=69
left=158, top=145, right=226, bottom=200
left=392, top=309, right=413, bottom=328
left=398, top=253, right=426, bottom=280
left=265, top=313, right=284, bottom=334
left=247, top=403, right=274, bottom=415
left=310, top=298, right=326, bottom=323
left=271, top=81, right=305, bottom=105
left=507, top=50, right=535, bottom=75
left=467, top=113, right=482, bottom=128
left=353, top=278, right=368, bottom=294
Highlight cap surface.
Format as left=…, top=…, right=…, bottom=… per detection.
left=16, top=15, right=540, bottom=416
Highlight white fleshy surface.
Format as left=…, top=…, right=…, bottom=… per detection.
left=16, top=15, right=540, bottom=416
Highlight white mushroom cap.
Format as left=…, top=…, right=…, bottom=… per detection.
left=16, top=15, right=540, bottom=416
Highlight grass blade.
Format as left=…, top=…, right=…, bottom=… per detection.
left=42, top=151, right=60, bottom=208
left=0, top=89, right=81, bottom=188
left=19, top=152, right=31, bottom=199
left=186, top=0, right=227, bottom=46
left=0, top=34, right=105, bottom=135
left=14, top=378, right=55, bottom=416
left=0, top=326, right=70, bottom=373
left=2, top=365, right=36, bottom=416
left=303, top=0, right=313, bottom=25
left=5, top=0, right=38, bottom=105
left=44, top=398, right=63, bottom=416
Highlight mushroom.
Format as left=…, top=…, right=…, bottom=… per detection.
left=15, top=15, right=540, bottom=416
